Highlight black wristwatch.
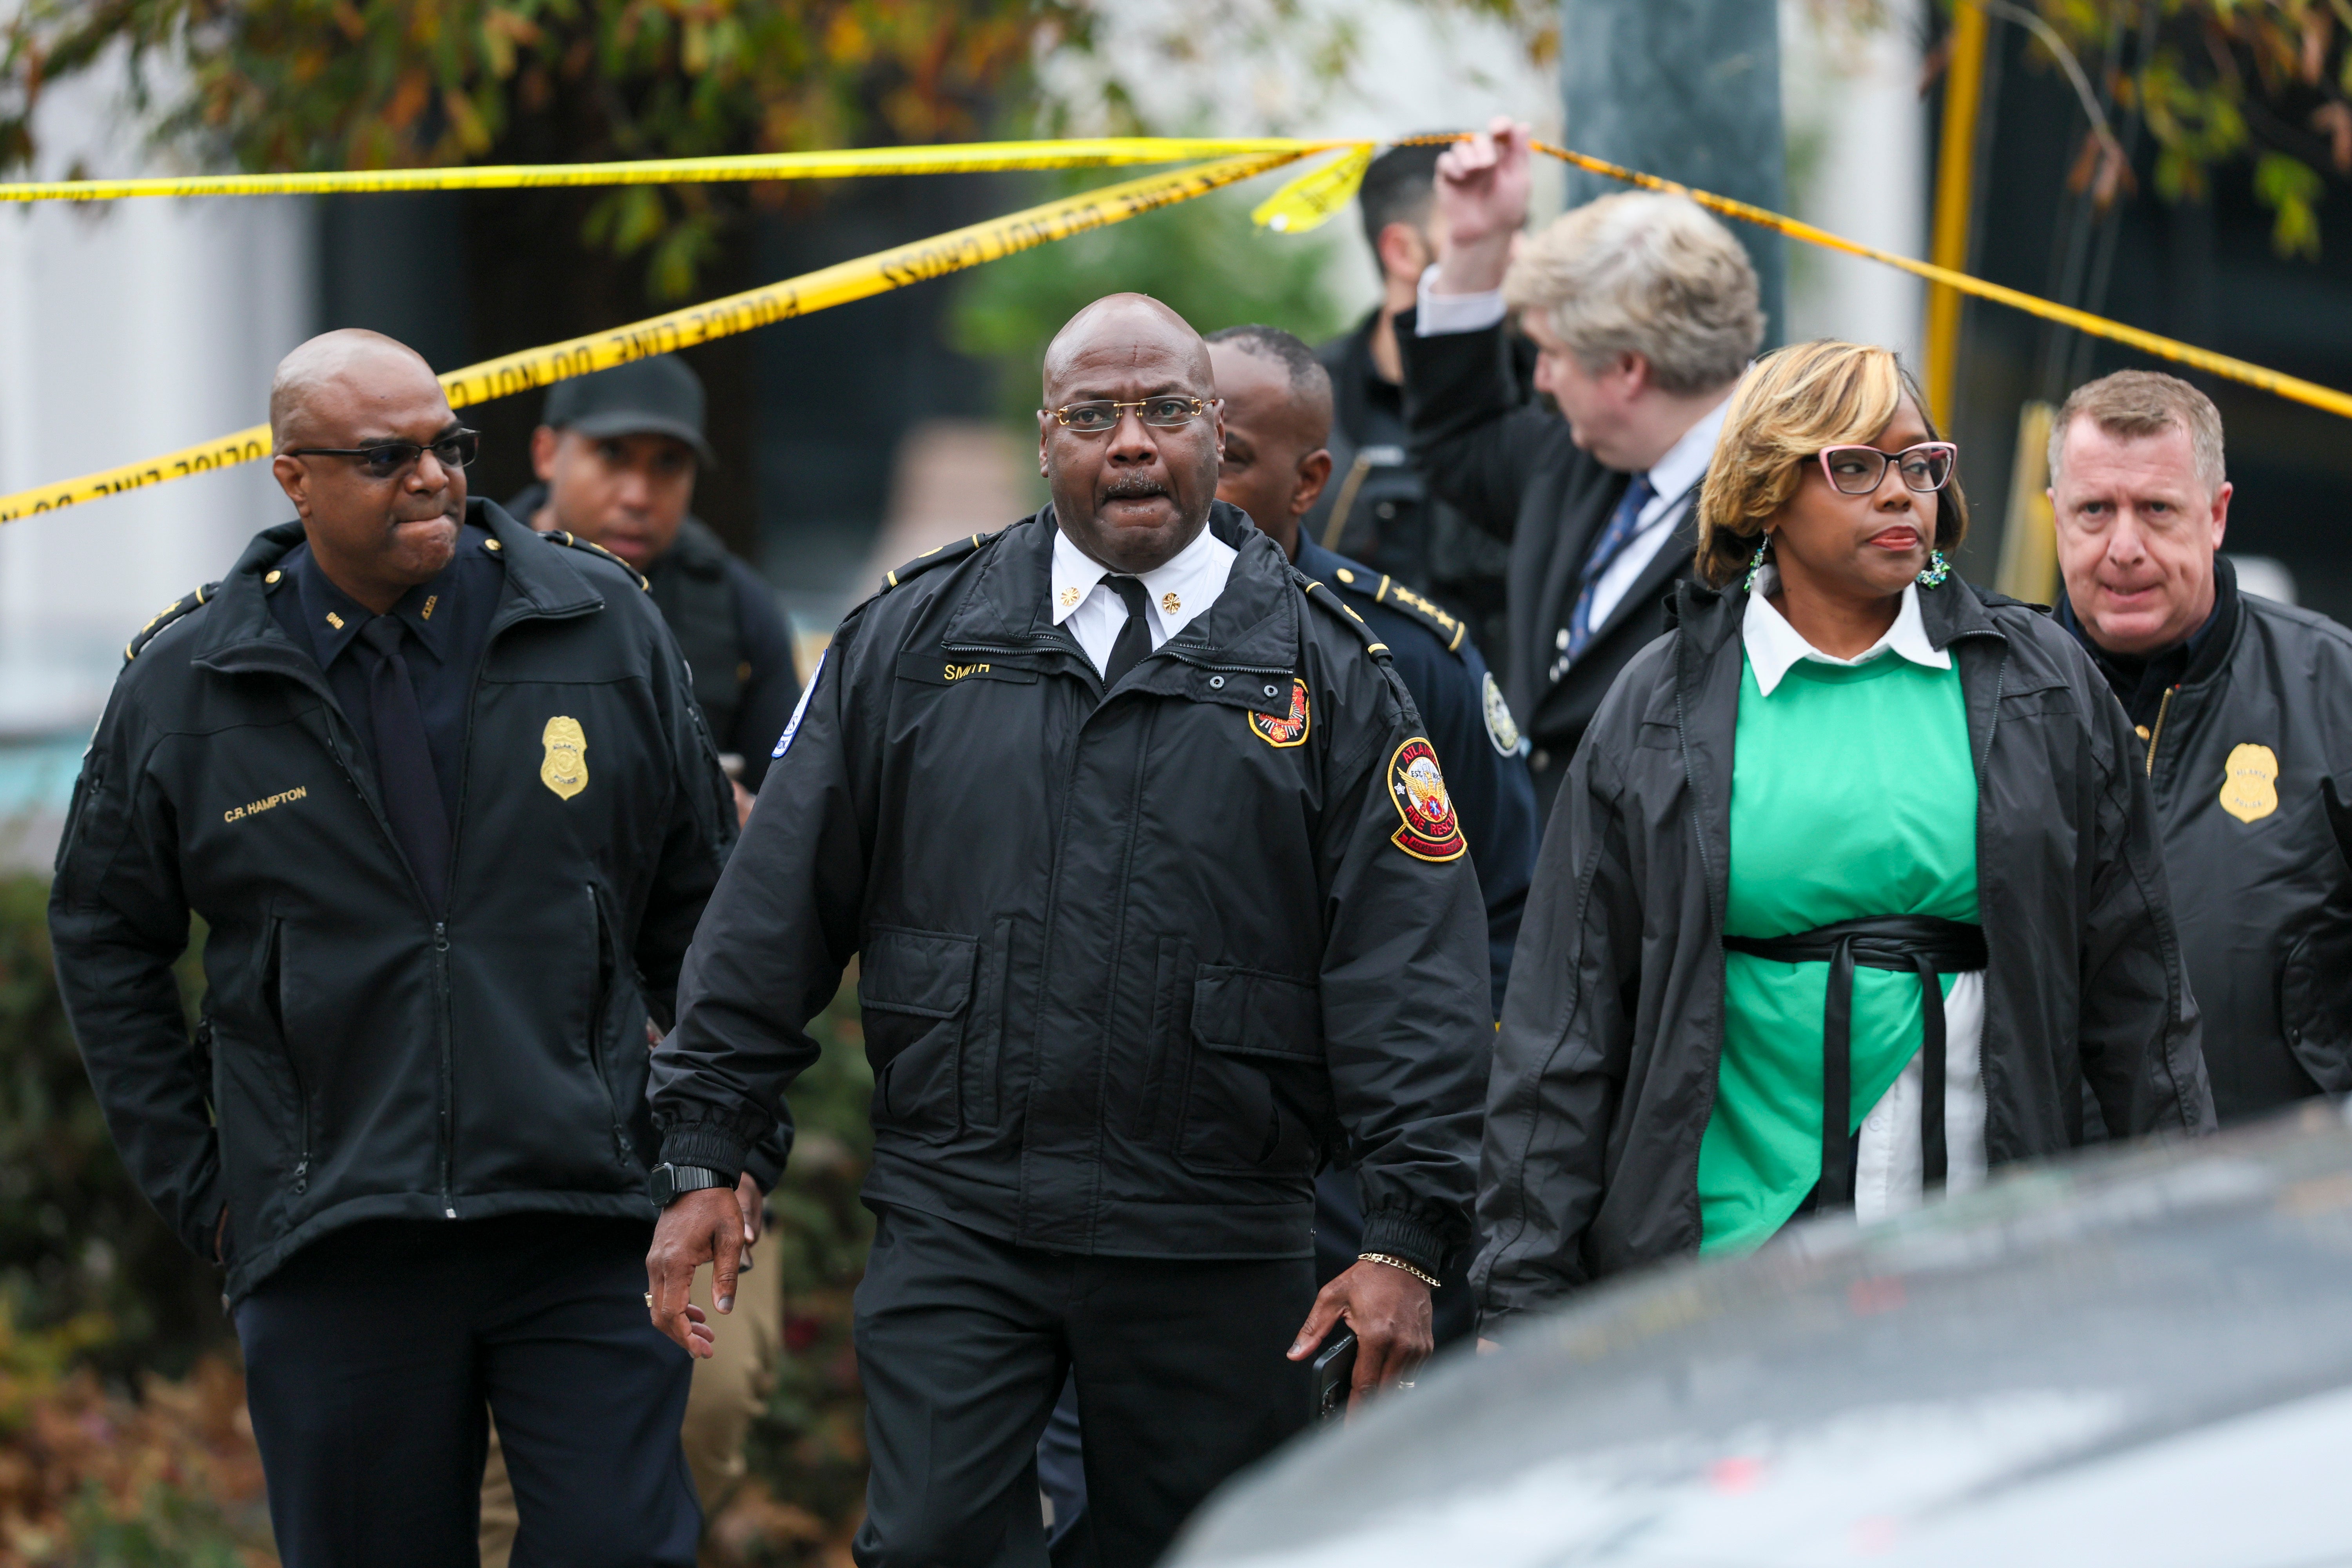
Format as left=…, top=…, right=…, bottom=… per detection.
left=648, top=1162, right=729, bottom=1208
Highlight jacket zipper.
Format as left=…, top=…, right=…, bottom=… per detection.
left=434, top=919, right=454, bottom=1215
left=2143, top=686, right=2175, bottom=778
left=265, top=920, right=312, bottom=1198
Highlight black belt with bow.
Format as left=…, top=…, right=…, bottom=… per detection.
left=1721, top=915, right=1987, bottom=1210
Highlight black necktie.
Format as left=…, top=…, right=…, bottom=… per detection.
left=357, top=616, right=452, bottom=910
left=1100, top=576, right=1155, bottom=688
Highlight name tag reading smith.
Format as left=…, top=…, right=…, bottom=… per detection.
left=894, top=653, right=1039, bottom=687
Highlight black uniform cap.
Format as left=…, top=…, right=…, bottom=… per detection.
left=542, top=354, right=716, bottom=468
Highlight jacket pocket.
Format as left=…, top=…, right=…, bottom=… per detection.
left=1132, top=937, right=1192, bottom=1142
left=1178, top=966, right=1324, bottom=1175
left=860, top=926, right=978, bottom=1145
left=2279, top=924, right=2352, bottom=1093
left=961, top=918, right=1015, bottom=1132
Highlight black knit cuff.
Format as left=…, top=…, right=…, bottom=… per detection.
left=1358, top=1207, right=1448, bottom=1281
left=658, top=1124, right=751, bottom=1184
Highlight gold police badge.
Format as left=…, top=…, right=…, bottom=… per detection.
left=1481, top=671, right=1523, bottom=756
left=1250, top=678, right=1310, bottom=748
left=2219, top=742, right=2279, bottom=824
left=1387, top=737, right=1466, bottom=862
left=541, top=716, right=589, bottom=800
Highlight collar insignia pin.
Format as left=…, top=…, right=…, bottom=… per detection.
left=1059, top=585, right=1080, bottom=610
left=1161, top=592, right=1181, bottom=615
left=325, top=611, right=343, bottom=630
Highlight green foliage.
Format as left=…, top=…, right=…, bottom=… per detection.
left=949, top=176, right=1365, bottom=423
left=0, top=877, right=229, bottom=1385
left=0, top=0, right=1073, bottom=298
left=2019, top=0, right=2352, bottom=257
left=54, top=1483, right=258, bottom=1568
left=0, top=0, right=1551, bottom=302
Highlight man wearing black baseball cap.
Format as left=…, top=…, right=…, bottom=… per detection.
left=507, top=355, right=801, bottom=801
left=490, top=353, right=797, bottom=1562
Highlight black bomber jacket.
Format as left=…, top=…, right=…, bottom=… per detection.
left=49, top=501, right=739, bottom=1301
left=648, top=503, right=1494, bottom=1276
left=2076, top=557, right=2352, bottom=1120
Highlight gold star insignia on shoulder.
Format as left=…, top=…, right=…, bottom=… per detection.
left=1161, top=592, right=1181, bottom=615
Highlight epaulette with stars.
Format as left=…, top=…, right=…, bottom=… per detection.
left=123, top=582, right=221, bottom=664
left=1325, top=564, right=1468, bottom=656
left=881, top=530, right=999, bottom=592
left=1294, top=572, right=1392, bottom=662
left=542, top=529, right=651, bottom=592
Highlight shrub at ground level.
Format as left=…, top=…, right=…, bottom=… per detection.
left=0, top=873, right=877, bottom=1566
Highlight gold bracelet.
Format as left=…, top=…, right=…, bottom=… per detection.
left=1359, top=1252, right=1441, bottom=1288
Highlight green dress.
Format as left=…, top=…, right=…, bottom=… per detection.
left=1699, top=643, right=1980, bottom=1254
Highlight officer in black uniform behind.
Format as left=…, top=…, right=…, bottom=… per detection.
left=51, top=330, right=733, bottom=1567
left=642, top=294, right=1492, bottom=1568
left=508, top=354, right=800, bottom=814
left=1307, top=139, right=1525, bottom=658
left=1212, top=321, right=1537, bottom=1329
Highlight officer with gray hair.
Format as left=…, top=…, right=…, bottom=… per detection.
left=2049, top=368, right=2352, bottom=1123
left=1399, top=116, right=1764, bottom=818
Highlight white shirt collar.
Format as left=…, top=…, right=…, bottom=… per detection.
left=1741, top=564, right=1950, bottom=697
left=1644, top=390, right=1733, bottom=510
left=1050, top=521, right=1234, bottom=641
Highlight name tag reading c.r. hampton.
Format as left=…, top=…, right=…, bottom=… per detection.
left=224, top=785, right=308, bottom=824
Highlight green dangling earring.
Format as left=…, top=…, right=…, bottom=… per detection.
left=1744, top=535, right=1769, bottom=591
left=1916, top=548, right=1950, bottom=588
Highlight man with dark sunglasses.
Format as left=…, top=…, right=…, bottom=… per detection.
left=50, top=329, right=736, bottom=1568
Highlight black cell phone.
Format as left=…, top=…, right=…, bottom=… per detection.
left=1311, top=1330, right=1358, bottom=1424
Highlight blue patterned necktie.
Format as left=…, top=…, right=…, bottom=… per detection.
left=1565, top=472, right=1656, bottom=661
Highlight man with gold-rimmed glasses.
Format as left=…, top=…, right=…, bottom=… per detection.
left=644, top=294, right=1491, bottom=1566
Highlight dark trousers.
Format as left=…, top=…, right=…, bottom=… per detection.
left=853, top=1203, right=1313, bottom=1568
left=235, top=1214, right=701, bottom=1568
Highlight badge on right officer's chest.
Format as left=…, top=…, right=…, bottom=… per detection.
left=541, top=716, right=589, bottom=800
left=2220, top=742, right=2279, bottom=824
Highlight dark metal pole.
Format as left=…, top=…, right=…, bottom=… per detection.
left=1559, top=0, right=1788, bottom=348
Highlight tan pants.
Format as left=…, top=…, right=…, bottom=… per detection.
left=481, top=1249, right=782, bottom=1566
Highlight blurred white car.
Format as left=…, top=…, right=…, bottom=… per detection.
left=1169, top=1101, right=2352, bottom=1568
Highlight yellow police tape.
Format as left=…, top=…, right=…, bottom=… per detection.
left=1279, top=133, right=2352, bottom=422
left=0, top=149, right=1303, bottom=522
left=0, top=137, right=1342, bottom=202
left=1524, top=140, right=2352, bottom=424
left=7, top=130, right=2352, bottom=526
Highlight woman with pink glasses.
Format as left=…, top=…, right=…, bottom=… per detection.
left=1472, top=341, right=2213, bottom=1333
